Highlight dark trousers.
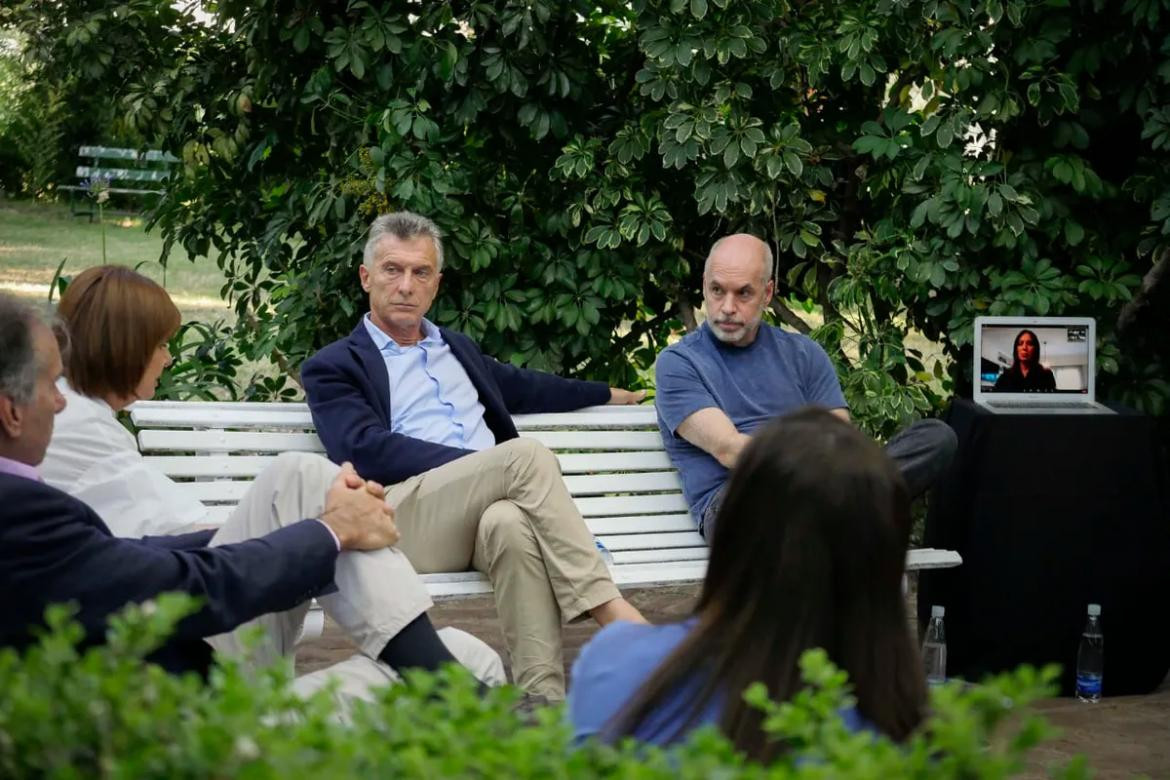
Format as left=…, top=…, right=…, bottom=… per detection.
left=699, top=418, right=957, bottom=540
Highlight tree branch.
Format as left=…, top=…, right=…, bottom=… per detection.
left=769, top=298, right=811, bottom=334
left=674, top=295, right=698, bottom=332
left=610, top=314, right=660, bottom=353
left=240, top=308, right=303, bottom=390
left=1117, top=248, right=1170, bottom=338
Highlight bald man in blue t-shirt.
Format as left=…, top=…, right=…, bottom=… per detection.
left=655, top=234, right=957, bottom=539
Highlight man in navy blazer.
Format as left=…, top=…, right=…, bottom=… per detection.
left=303, top=211, right=647, bottom=700
left=0, top=293, right=502, bottom=696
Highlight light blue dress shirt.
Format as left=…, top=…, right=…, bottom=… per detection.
left=363, top=315, right=496, bottom=451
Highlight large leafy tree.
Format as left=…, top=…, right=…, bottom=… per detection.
left=6, top=0, right=1168, bottom=433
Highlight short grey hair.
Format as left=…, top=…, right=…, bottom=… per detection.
left=704, top=235, right=774, bottom=283
left=0, top=293, right=52, bottom=405
left=363, top=211, right=445, bottom=271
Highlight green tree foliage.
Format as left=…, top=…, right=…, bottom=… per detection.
left=0, top=594, right=1090, bottom=778
left=6, top=0, right=1169, bottom=430
left=0, top=31, right=29, bottom=192
left=0, top=24, right=148, bottom=198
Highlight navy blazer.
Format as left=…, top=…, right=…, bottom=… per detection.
left=302, top=322, right=610, bottom=486
left=0, top=474, right=338, bottom=676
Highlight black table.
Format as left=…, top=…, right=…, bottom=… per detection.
left=918, top=399, right=1170, bottom=696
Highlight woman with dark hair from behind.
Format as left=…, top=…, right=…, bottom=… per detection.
left=993, top=329, right=1056, bottom=392
left=567, top=407, right=926, bottom=760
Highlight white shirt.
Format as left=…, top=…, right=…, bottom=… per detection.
left=41, top=380, right=208, bottom=537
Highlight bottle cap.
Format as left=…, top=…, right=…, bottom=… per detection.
left=931, top=605, right=945, bottom=618
left=1087, top=603, right=1101, bottom=616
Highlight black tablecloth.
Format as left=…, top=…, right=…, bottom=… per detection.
left=918, top=399, right=1170, bottom=696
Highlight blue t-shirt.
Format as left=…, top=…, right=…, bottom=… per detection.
left=567, top=618, right=721, bottom=744
left=655, top=323, right=848, bottom=521
left=568, top=619, right=875, bottom=747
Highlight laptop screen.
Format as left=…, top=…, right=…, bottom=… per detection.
left=979, top=323, right=1091, bottom=394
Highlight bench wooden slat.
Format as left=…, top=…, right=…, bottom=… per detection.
left=75, top=165, right=171, bottom=182
left=184, top=484, right=688, bottom=520
left=597, top=531, right=704, bottom=550
left=575, top=493, right=689, bottom=517
left=59, top=184, right=163, bottom=195
left=138, top=430, right=327, bottom=453
left=512, top=406, right=658, bottom=428
left=142, top=450, right=676, bottom=477
left=904, top=548, right=963, bottom=569
left=585, top=513, right=696, bottom=534
left=143, top=455, right=284, bottom=478
left=611, top=561, right=708, bottom=587
left=137, top=428, right=665, bottom=455
left=79, top=146, right=179, bottom=162
left=128, top=402, right=659, bottom=431
left=556, top=451, right=673, bottom=472
left=131, top=405, right=315, bottom=429
left=565, top=471, right=681, bottom=495
left=171, top=470, right=683, bottom=503
left=612, top=547, right=709, bottom=564
left=134, top=400, right=312, bottom=414
left=178, top=517, right=959, bottom=573
left=421, top=560, right=709, bottom=597
left=517, top=430, right=664, bottom=450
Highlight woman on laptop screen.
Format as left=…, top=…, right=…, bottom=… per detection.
left=993, top=329, right=1056, bottom=392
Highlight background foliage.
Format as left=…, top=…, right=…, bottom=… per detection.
left=4, top=0, right=1169, bottom=434
left=0, top=594, right=1089, bottom=778
left=0, top=27, right=143, bottom=198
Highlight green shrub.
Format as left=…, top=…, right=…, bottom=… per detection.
left=0, top=594, right=1091, bottom=778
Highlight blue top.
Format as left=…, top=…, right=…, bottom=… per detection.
left=568, top=618, right=721, bottom=744
left=362, top=315, right=495, bottom=450
left=654, top=323, right=847, bottom=520
left=568, top=618, right=875, bottom=747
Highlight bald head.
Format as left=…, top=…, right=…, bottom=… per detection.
left=701, top=234, right=775, bottom=347
left=704, top=234, right=773, bottom=286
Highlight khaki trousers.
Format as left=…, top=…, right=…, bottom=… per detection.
left=385, top=438, right=619, bottom=700
left=205, top=452, right=505, bottom=713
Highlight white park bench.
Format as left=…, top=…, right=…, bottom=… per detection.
left=129, top=401, right=962, bottom=603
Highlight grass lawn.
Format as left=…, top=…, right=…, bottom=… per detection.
left=0, top=198, right=230, bottom=316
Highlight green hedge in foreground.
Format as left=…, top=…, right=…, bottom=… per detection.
left=0, top=595, right=1090, bottom=779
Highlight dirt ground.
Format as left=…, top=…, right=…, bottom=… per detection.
left=296, top=583, right=1170, bottom=778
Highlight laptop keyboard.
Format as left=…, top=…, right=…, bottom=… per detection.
left=986, top=401, right=1096, bottom=409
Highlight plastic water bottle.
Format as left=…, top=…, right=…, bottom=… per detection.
left=922, top=605, right=947, bottom=687
left=1076, top=603, right=1104, bottom=703
left=594, top=538, right=614, bottom=569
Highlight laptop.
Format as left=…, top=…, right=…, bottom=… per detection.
left=973, top=316, right=1114, bottom=414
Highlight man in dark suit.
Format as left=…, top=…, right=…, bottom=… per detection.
left=0, top=293, right=502, bottom=699
left=303, top=211, right=646, bottom=700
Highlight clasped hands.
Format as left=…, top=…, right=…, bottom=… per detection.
left=319, top=462, right=400, bottom=552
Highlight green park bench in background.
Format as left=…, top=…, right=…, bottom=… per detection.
left=59, top=145, right=179, bottom=221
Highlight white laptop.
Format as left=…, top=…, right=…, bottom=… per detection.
left=973, top=316, right=1114, bottom=414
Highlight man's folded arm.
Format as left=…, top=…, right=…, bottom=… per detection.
left=655, top=350, right=749, bottom=469
left=675, top=408, right=751, bottom=469
left=302, top=356, right=473, bottom=484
